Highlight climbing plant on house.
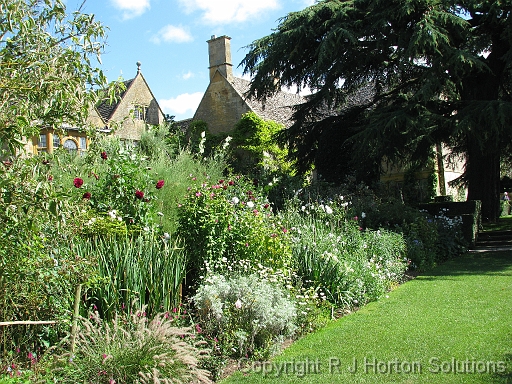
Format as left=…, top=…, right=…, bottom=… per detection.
left=231, top=112, right=294, bottom=176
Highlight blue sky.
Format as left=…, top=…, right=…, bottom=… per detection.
left=68, top=0, right=315, bottom=121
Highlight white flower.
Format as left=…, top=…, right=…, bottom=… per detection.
left=232, top=196, right=239, bottom=204
left=235, top=299, right=242, bottom=309
left=246, top=201, right=254, bottom=208
left=157, top=212, right=164, bottom=217
left=361, top=212, right=366, bottom=218
left=108, top=210, right=117, bottom=219
left=325, top=205, right=333, bottom=214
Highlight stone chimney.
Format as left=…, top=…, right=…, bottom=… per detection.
left=207, top=35, right=233, bottom=81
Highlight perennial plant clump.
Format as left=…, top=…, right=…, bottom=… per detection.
left=281, top=198, right=408, bottom=308
left=193, top=273, right=297, bottom=359
left=38, top=308, right=212, bottom=384
left=177, top=175, right=292, bottom=290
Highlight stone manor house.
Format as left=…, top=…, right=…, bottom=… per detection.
left=22, top=34, right=463, bottom=199
left=25, top=62, right=164, bottom=156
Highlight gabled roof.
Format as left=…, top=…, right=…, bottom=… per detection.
left=230, top=77, right=305, bottom=128
left=95, top=78, right=134, bottom=122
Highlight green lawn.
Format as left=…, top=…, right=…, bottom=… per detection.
left=482, top=216, right=512, bottom=232
left=220, top=250, right=512, bottom=383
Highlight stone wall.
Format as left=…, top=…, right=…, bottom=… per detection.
left=109, top=74, right=163, bottom=141
left=193, top=71, right=250, bottom=135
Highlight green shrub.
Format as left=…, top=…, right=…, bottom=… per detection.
left=0, top=156, right=94, bottom=362
left=177, top=175, right=292, bottom=291
left=193, top=273, right=297, bottom=359
left=81, top=141, right=159, bottom=227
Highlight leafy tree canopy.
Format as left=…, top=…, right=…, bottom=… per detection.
left=0, top=0, right=116, bottom=154
left=241, top=0, right=512, bottom=221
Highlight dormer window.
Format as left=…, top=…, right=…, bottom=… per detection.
left=133, top=105, right=148, bottom=121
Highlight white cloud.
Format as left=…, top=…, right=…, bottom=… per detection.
left=178, top=0, right=279, bottom=24
left=110, top=0, right=150, bottom=19
left=159, top=92, right=203, bottom=116
left=182, top=71, right=194, bottom=80
left=150, top=25, right=193, bottom=44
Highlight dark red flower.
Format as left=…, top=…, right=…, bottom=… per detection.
left=73, top=178, right=84, bottom=188
left=82, top=192, right=91, bottom=200
left=264, top=203, right=269, bottom=209
left=156, top=180, right=165, bottom=189
left=228, top=180, right=234, bottom=186
left=135, top=190, right=144, bottom=199
left=101, top=151, right=108, bottom=160
left=48, top=175, right=53, bottom=182
left=218, top=179, right=224, bottom=184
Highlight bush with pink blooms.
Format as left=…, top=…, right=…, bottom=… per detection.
left=177, top=175, right=292, bottom=289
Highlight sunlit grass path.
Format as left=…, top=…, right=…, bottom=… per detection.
left=221, top=250, right=512, bottom=383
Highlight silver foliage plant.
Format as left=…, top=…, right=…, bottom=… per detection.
left=193, top=273, right=297, bottom=358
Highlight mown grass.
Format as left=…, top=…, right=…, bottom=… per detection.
left=220, top=250, right=512, bottom=383
left=482, top=216, right=512, bottom=232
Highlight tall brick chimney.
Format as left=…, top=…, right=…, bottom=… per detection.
left=207, top=35, right=233, bottom=81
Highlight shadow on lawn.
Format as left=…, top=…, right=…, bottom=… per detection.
left=494, top=353, right=512, bottom=383
left=416, top=250, right=512, bottom=278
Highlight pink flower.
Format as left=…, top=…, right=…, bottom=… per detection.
left=195, top=324, right=202, bottom=333
left=282, top=227, right=288, bottom=233
left=195, top=192, right=202, bottom=197
left=353, top=216, right=358, bottom=221
left=235, top=299, right=242, bottom=309
left=101, top=151, right=107, bottom=160
left=155, top=180, right=165, bottom=189
left=253, top=209, right=259, bottom=215
left=82, top=192, right=91, bottom=200
left=135, top=190, right=144, bottom=199
left=73, top=177, right=83, bottom=188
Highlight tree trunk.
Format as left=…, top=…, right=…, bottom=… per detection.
left=466, top=139, right=501, bottom=222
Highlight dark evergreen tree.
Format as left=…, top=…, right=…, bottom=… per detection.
left=241, top=0, right=512, bottom=222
